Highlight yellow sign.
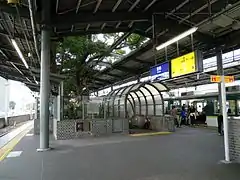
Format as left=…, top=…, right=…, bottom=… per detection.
left=171, top=51, right=196, bottom=78
left=210, top=75, right=221, bottom=82
left=210, top=75, right=234, bottom=83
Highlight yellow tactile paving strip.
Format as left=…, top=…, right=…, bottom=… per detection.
left=0, top=127, right=31, bottom=161
left=129, top=131, right=172, bottom=137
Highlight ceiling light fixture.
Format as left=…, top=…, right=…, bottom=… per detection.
left=156, top=27, right=198, bottom=51
left=11, top=39, right=29, bottom=69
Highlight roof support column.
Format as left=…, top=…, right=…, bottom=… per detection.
left=217, top=51, right=223, bottom=114
left=217, top=50, right=230, bottom=162
left=38, top=28, right=51, bottom=151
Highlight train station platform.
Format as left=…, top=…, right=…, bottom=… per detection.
left=0, top=127, right=240, bottom=180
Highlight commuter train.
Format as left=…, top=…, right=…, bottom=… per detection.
left=163, top=86, right=240, bottom=127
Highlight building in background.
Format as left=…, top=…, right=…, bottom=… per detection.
left=0, top=76, right=35, bottom=118
left=0, top=77, right=8, bottom=118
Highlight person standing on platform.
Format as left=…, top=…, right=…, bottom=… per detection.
left=171, top=106, right=179, bottom=128
left=189, top=105, right=196, bottom=126
left=180, top=104, right=187, bottom=126
left=217, top=115, right=223, bottom=136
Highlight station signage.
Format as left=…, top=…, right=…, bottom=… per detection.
left=171, top=51, right=203, bottom=78
left=210, top=75, right=234, bottom=83
left=150, top=62, right=169, bottom=81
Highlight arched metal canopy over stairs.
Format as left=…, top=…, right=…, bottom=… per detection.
left=105, top=82, right=168, bottom=119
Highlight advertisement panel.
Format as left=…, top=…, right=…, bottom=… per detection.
left=150, top=62, right=169, bottom=81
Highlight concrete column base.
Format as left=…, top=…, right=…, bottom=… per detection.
left=218, top=160, right=232, bottom=164
left=36, top=148, right=51, bottom=152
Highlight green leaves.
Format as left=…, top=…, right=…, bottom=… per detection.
left=57, top=35, right=108, bottom=96
left=126, top=33, right=146, bottom=50
left=56, top=33, right=147, bottom=96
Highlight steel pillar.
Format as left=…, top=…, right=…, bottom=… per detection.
left=38, top=29, right=51, bottom=151
left=216, top=50, right=230, bottom=162
left=217, top=52, right=223, bottom=113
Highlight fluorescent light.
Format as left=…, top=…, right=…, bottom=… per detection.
left=83, top=87, right=86, bottom=91
left=11, top=39, right=29, bottom=69
left=156, top=27, right=198, bottom=51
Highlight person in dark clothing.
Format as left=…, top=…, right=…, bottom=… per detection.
left=217, top=115, right=223, bottom=136
left=171, top=106, right=179, bottom=128
left=143, top=117, right=151, bottom=129
left=189, top=105, right=196, bottom=126
left=180, top=104, right=187, bottom=126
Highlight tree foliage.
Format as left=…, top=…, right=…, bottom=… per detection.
left=57, top=33, right=147, bottom=97
left=57, top=36, right=108, bottom=97
left=104, top=33, right=147, bottom=51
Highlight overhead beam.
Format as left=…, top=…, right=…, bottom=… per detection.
left=154, top=15, right=213, bottom=44
left=56, top=27, right=131, bottom=37
left=112, top=0, right=123, bottom=12
left=0, top=1, right=29, bottom=18
left=132, top=58, right=153, bottom=65
left=92, top=77, right=112, bottom=84
left=144, top=0, right=158, bottom=11
left=0, top=73, right=27, bottom=82
left=51, top=12, right=151, bottom=26
left=114, top=66, right=138, bottom=74
left=106, top=72, right=122, bottom=79
left=0, top=67, right=30, bottom=82
left=128, top=0, right=141, bottom=12
left=0, top=29, right=34, bottom=41
left=76, top=0, right=83, bottom=13
left=94, top=0, right=103, bottom=13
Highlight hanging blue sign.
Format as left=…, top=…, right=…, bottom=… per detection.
left=150, top=62, right=169, bottom=81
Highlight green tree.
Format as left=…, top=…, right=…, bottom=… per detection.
left=126, top=33, right=147, bottom=50
left=57, top=36, right=109, bottom=97
left=105, top=33, right=147, bottom=51
left=57, top=33, right=147, bottom=97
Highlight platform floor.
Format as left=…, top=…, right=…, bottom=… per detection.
left=0, top=127, right=240, bottom=180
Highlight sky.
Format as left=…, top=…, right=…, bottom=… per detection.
left=0, top=77, right=34, bottom=116
left=8, top=80, right=35, bottom=111
left=9, top=80, right=34, bottom=103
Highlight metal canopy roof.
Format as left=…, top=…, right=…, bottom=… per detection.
left=1, top=0, right=240, bottom=92
left=89, top=0, right=240, bottom=90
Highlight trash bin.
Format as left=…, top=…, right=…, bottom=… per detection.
left=165, top=115, right=175, bottom=132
